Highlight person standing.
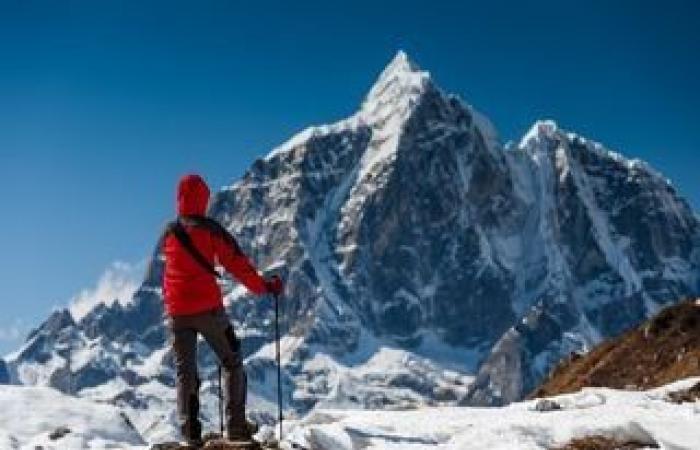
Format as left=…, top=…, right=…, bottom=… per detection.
left=158, top=174, right=283, bottom=447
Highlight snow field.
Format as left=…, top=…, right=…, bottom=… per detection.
left=282, top=378, right=700, bottom=450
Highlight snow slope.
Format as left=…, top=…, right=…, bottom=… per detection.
left=283, top=378, right=700, bottom=450
left=0, top=385, right=146, bottom=449
left=1, top=378, right=698, bottom=449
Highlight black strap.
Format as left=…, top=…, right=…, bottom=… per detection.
left=182, top=215, right=244, bottom=256
left=167, top=219, right=221, bottom=279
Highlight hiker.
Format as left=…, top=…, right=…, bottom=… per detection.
left=158, top=173, right=283, bottom=447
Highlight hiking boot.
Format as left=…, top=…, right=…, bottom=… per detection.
left=226, top=430, right=253, bottom=443
left=226, top=425, right=253, bottom=443
left=226, top=419, right=258, bottom=442
left=245, top=419, right=259, bottom=435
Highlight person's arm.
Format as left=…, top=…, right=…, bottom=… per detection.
left=213, top=227, right=268, bottom=296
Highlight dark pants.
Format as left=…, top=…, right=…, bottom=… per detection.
left=167, top=307, right=247, bottom=441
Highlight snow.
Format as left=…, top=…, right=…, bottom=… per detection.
left=526, top=126, right=572, bottom=297
left=355, top=50, right=429, bottom=182
left=519, top=120, right=558, bottom=148
left=263, top=115, right=364, bottom=163
left=246, top=328, right=476, bottom=417
left=282, top=378, right=700, bottom=450
left=12, top=350, right=66, bottom=386
left=360, top=50, right=428, bottom=119
left=11, top=378, right=698, bottom=450
left=128, top=346, right=170, bottom=377
left=224, top=284, right=249, bottom=300
left=565, top=139, right=644, bottom=298
left=0, top=385, right=146, bottom=449
left=251, top=334, right=305, bottom=366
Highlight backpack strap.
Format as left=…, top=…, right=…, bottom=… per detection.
left=184, top=216, right=244, bottom=255
left=166, top=219, right=221, bottom=279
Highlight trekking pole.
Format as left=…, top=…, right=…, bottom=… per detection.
left=274, top=292, right=283, bottom=441
left=218, top=364, right=223, bottom=437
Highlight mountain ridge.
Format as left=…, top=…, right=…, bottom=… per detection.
left=6, top=52, right=699, bottom=441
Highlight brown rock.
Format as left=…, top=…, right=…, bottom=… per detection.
left=530, top=299, right=700, bottom=399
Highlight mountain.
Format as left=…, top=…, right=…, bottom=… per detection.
left=463, top=122, right=700, bottom=405
left=531, top=298, right=700, bottom=399
left=5, top=51, right=700, bottom=439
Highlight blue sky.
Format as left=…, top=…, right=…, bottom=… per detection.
left=1, top=0, right=698, bottom=355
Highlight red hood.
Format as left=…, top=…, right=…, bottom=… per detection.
left=177, top=174, right=210, bottom=216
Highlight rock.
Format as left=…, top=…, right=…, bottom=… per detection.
left=48, top=426, right=71, bottom=440
left=554, top=435, right=658, bottom=450
left=0, top=359, right=9, bottom=384
left=150, top=437, right=266, bottom=450
left=666, top=381, right=700, bottom=404
left=533, top=398, right=562, bottom=412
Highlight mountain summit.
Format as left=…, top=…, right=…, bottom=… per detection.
left=361, top=50, right=429, bottom=118
left=6, top=53, right=699, bottom=439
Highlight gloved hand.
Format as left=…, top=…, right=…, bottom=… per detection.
left=265, top=275, right=284, bottom=296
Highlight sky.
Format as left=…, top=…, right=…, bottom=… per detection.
left=0, top=0, right=698, bottom=355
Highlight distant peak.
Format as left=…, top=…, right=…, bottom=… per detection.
left=519, top=120, right=559, bottom=148
left=532, top=120, right=559, bottom=139
left=517, top=120, right=664, bottom=181
left=360, top=51, right=430, bottom=122
left=384, top=50, right=421, bottom=74
left=372, top=50, right=426, bottom=88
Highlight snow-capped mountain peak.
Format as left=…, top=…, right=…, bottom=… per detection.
left=519, top=119, right=559, bottom=149
left=360, top=50, right=430, bottom=124
left=262, top=51, right=428, bottom=166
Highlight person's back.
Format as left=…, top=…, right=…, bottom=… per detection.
left=159, top=173, right=282, bottom=447
left=162, top=174, right=270, bottom=315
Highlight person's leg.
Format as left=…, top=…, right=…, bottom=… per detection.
left=168, top=317, right=202, bottom=444
left=198, top=308, right=248, bottom=439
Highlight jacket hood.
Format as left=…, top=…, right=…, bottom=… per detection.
left=177, top=174, right=210, bottom=216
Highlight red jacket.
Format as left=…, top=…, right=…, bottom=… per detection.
left=162, top=174, right=268, bottom=316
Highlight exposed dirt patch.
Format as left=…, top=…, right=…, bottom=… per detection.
left=532, top=299, right=700, bottom=398
left=553, top=436, right=658, bottom=450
